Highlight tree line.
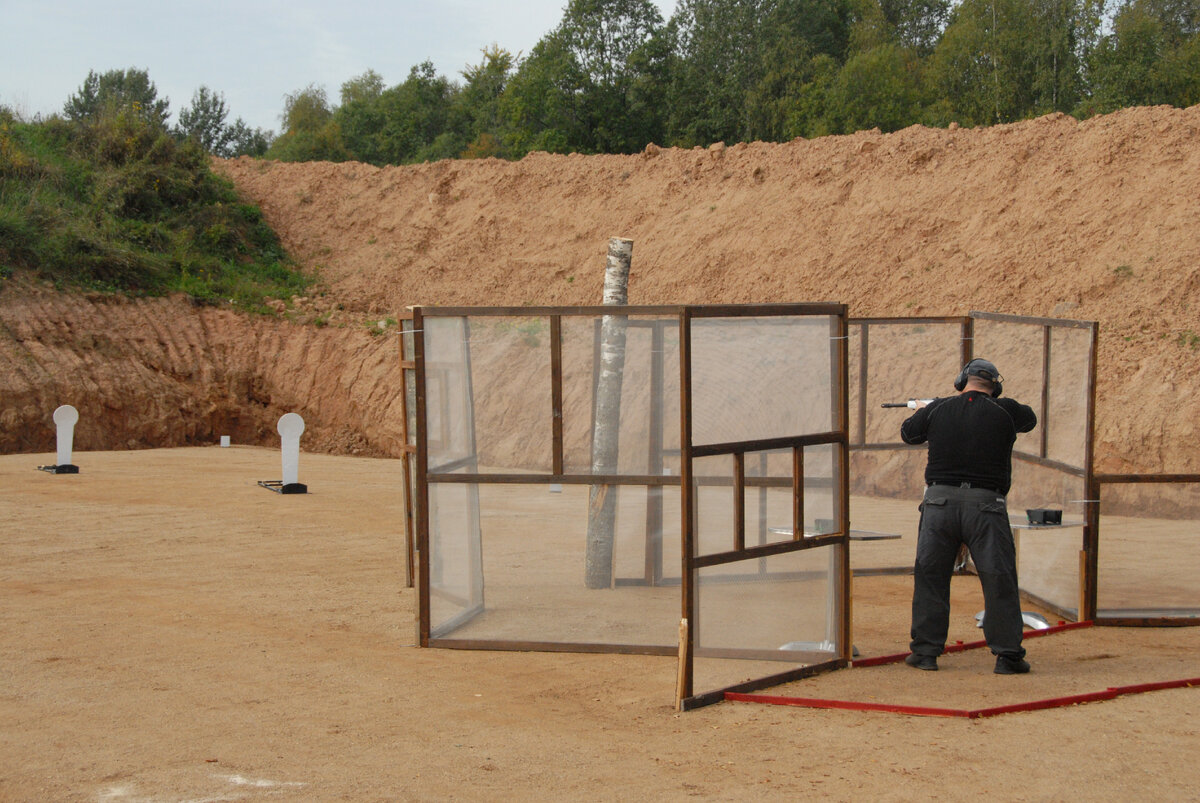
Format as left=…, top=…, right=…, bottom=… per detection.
left=29, top=0, right=1200, bottom=165
left=268, top=0, right=1198, bottom=165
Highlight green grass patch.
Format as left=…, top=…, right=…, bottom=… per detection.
left=0, top=106, right=309, bottom=311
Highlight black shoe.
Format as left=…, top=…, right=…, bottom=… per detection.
left=905, top=652, right=938, bottom=671
left=994, top=655, right=1031, bottom=675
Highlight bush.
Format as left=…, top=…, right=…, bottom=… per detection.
left=0, top=109, right=310, bottom=308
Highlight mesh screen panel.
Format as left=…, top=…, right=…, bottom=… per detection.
left=428, top=482, right=484, bottom=637
left=1098, top=482, right=1200, bottom=618
left=1009, top=460, right=1087, bottom=616
left=691, top=548, right=839, bottom=696
left=690, top=316, right=834, bottom=446
left=429, top=483, right=679, bottom=646
left=424, top=316, right=476, bottom=472
left=970, top=319, right=1046, bottom=458
left=560, top=316, right=680, bottom=476
left=1046, top=327, right=1092, bottom=470
left=857, top=322, right=964, bottom=445
left=464, top=317, right=554, bottom=473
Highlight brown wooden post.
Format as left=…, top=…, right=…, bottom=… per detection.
left=1040, top=325, right=1051, bottom=459
left=585, top=238, right=633, bottom=588
left=551, top=315, right=564, bottom=477
left=678, top=307, right=695, bottom=703
left=413, top=307, right=431, bottom=647
left=1081, top=322, right=1100, bottom=621
left=399, top=310, right=417, bottom=588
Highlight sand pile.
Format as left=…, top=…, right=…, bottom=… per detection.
left=2, top=106, right=1198, bottom=472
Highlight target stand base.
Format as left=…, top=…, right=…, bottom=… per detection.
left=258, top=480, right=307, bottom=495
left=37, top=464, right=79, bottom=474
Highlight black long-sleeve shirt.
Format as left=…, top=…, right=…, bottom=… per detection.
left=900, top=390, right=1038, bottom=495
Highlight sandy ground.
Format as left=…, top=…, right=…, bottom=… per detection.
left=3, top=447, right=1198, bottom=801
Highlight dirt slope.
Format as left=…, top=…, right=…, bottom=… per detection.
left=3, top=105, right=1198, bottom=472
left=0, top=284, right=404, bottom=457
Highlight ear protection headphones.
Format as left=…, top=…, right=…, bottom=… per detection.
left=954, top=358, right=1004, bottom=397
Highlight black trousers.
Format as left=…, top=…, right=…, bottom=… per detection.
left=910, top=485, right=1026, bottom=659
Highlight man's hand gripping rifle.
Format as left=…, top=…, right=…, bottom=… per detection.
left=881, top=399, right=934, bottom=409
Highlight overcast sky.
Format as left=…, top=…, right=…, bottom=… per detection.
left=1, top=0, right=678, bottom=133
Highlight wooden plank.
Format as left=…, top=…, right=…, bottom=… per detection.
left=970, top=310, right=1097, bottom=330
left=792, top=447, right=803, bottom=541
left=679, top=308, right=695, bottom=703
left=416, top=304, right=686, bottom=317
left=675, top=618, right=688, bottom=711
left=681, top=658, right=845, bottom=711
left=1093, top=473, right=1200, bottom=484
left=427, top=472, right=683, bottom=486
left=692, top=535, right=843, bottom=568
left=1093, top=616, right=1200, bottom=627
left=849, top=316, right=970, bottom=326
left=688, top=302, right=846, bottom=318
left=733, top=452, right=745, bottom=552
left=835, top=312, right=853, bottom=662
left=550, top=315, right=563, bottom=476
left=429, top=638, right=677, bottom=656
left=1083, top=321, right=1100, bottom=621
left=690, top=431, right=843, bottom=458
left=856, top=323, right=868, bottom=446
left=1012, top=451, right=1088, bottom=476
left=413, top=307, right=431, bottom=646
left=1040, top=325, right=1051, bottom=459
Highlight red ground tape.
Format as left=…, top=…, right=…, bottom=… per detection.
left=1109, top=677, right=1200, bottom=695
left=724, top=692, right=971, bottom=718
left=967, top=689, right=1120, bottom=719
left=727, top=626, right=1195, bottom=719
left=849, top=621, right=1094, bottom=668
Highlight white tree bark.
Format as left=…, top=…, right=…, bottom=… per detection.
left=584, top=237, right=632, bottom=589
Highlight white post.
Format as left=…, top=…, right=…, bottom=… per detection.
left=53, top=405, right=79, bottom=467
left=277, top=413, right=305, bottom=487
left=585, top=237, right=633, bottom=588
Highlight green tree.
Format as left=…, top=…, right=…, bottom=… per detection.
left=225, top=119, right=272, bottom=157
left=827, top=42, right=925, bottom=132
left=1085, top=0, right=1200, bottom=110
left=929, top=0, right=1100, bottom=125
left=375, top=61, right=465, bottom=164
left=746, top=0, right=857, bottom=140
left=669, top=0, right=855, bottom=145
left=879, top=0, right=952, bottom=53
left=510, top=0, right=667, bottom=154
left=64, top=68, right=171, bottom=127
left=335, top=70, right=388, bottom=164
left=667, top=0, right=767, bottom=146
left=266, top=84, right=349, bottom=162
left=176, top=86, right=234, bottom=155
left=458, top=46, right=516, bottom=157
left=501, top=33, right=583, bottom=155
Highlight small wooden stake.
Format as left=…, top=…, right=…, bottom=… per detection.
left=675, top=617, right=689, bottom=711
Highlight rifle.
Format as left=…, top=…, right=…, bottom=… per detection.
left=880, top=399, right=935, bottom=409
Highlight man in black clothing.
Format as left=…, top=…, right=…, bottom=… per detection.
left=899, top=358, right=1038, bottom=675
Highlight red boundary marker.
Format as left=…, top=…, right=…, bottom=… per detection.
left=725, top=622, right=1200, bottom=719
left=726, top=679, right=1200, bottom=719
left=849, top=620, right=1094, bottom=668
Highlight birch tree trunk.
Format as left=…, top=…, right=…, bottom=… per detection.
left=584, top=237, right=632, bottom=589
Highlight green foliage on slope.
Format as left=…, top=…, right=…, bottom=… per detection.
left=0, top=104, right=308, bottom=311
